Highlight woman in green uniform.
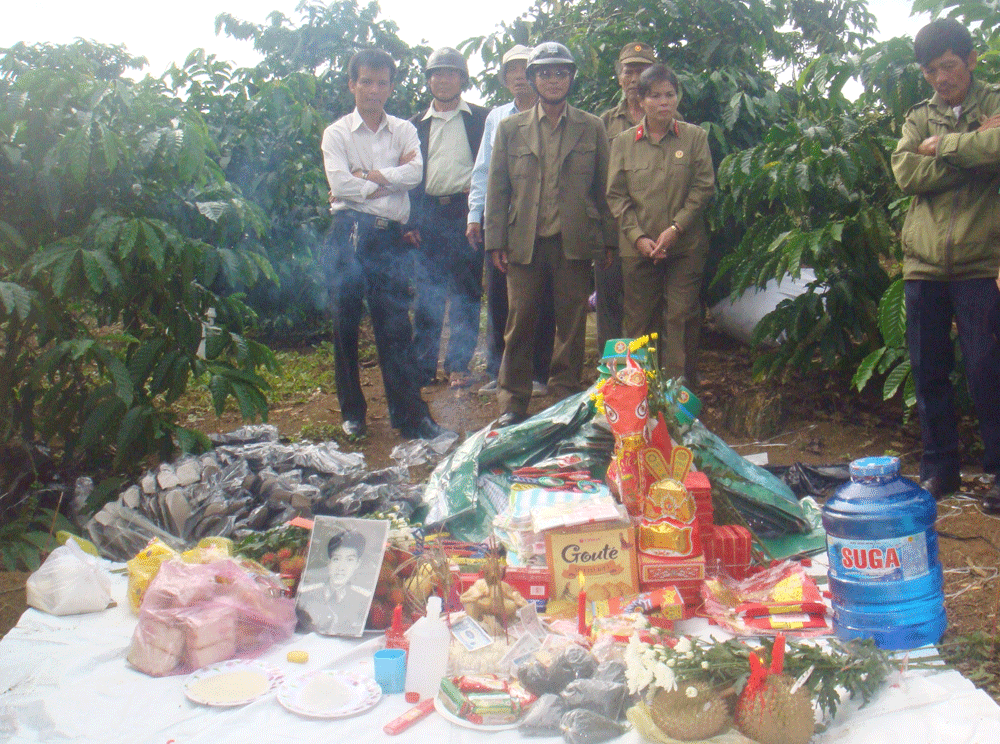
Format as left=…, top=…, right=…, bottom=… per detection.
left=606, top=64, right=715, bottom=384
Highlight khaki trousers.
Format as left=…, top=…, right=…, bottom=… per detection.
left=622, top=248, right=706, bottom=382
left=499, top=235, right=591, bottom=415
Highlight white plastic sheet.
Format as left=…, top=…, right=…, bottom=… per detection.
left=2, top=564, right=1000, bottom=744
left=710, top=269, right=817, bottom=345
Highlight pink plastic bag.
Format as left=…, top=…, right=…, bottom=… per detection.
left=127, top=558, right=297, bottom=676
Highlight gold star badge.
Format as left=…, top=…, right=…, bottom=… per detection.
left=675, top=150, right=684, bottom=158
left=635, top=45, right=643, bottom=51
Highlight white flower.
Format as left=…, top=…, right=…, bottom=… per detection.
left=625, top=656, right=654, bottom=695
left=666, top=658, right=676, bottom=667
left=701, top=661, right=709, bottom=669
left=674, top=637, right=692, bottom=654
left=652, top=662, right=677, bottom=692
left=624, top=634, right=655, bottom=695
left=685, top=685, right=699, bottom=698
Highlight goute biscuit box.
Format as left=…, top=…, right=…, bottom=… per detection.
left=545, top=520, right=639, bottom=602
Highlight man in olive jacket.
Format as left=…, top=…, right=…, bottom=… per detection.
left=485, top=42, right=617, bottom=426
left=891, top=19, right=1000, bottom=509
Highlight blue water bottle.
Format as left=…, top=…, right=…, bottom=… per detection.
left=822, top=456, right=947, bottom=650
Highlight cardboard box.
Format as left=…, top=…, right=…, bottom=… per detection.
left=545, top=520, right=639, bottom=603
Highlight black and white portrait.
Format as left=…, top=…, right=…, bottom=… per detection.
left=295, top=516, right=389, bottom=637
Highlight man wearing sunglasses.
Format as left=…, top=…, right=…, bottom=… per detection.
left=485, top=42, right=617, bottom=427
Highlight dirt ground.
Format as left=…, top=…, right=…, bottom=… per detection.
left=3, top=317, right=998, bottom=699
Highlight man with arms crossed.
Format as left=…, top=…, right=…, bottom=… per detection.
left=891, top=19, right=1000, bottom=509
left=320, top=48, right=448, bottom=441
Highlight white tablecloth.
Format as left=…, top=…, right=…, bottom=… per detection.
left=2, top=565, right=999, bottom=744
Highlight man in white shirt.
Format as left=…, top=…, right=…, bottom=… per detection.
left=320, top=48, right=449, bottom=440
left=466, top=45, right=555, bottom=397
left=405, top=48, right=489, bottom=389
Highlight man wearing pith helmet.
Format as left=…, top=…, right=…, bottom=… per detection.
left=596, top=40, right=658, bottom=356
left=484, top=41, right=617, bottom=427
left=468, top=44, right=556, bottom=399
left=406, top=47, right=489, bottom=389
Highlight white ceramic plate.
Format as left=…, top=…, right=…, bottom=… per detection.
left=278, top=670, right=382, bottom=719
left=183, top=659, right=284, bottom=707
left=433, top=695, right=521, bottom=732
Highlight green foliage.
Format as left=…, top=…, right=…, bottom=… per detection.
left=852, top=279, right=916, bottom=407
left=463, top=0, right=874, bottom=162
left=0, top=503, right=75, bottom=571
left=175, top=343, right=338, bottom=421
left=0, top=40, right=276, bottom=479
left=715, top=55, right=904, bottom=378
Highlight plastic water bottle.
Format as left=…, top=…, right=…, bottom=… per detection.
left=822, top=456, right=947, bottom=650
left=403, top=595, right=450, bottom=703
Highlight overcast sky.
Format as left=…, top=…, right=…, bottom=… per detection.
left=3, top=0, right=928, bottom=89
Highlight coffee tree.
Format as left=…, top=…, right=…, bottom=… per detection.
left=0, top=40, right=276, bottom=491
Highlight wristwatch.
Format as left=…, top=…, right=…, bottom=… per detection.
left=362, top=170, right=370, bottom=180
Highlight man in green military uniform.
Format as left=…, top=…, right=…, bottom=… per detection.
left=485, top=42, right=617, bottom=427
left=596, top=42, right=656, bottom=353
left=891, top=18, right=1000, bottom=509
left=606, top=64, right=715, bottom=384
left=601, top=42, right=656, bottom=140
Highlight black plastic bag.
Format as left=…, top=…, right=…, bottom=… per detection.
left=518, top=694, right=566, bottom=736
left=560, top=678, right=627, bottom=720
left=547, top=645, right=598, bottom=693
left=592, top=660, right=627, bottom=686
left=765, top=462, right=850, bottom=499
left=560, top=708, right=630, bottom=744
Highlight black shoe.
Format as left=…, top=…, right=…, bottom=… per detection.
left=400, top=415, right=452, bottom=440
left=495, top=411, right=527, bottom=428
left=920, top=473, right=962, bottom=501
left=341, top=420, right=367, bottom=439
left=982, top=481, right=1000, bottom=515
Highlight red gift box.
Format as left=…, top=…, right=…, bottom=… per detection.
left=703, top=524, right=753, bottom=580
left=503, top=566, right=551, bottom=602
left=458, top=566, right=551, bottom=603
left=638, top=551, right=705, bottom=584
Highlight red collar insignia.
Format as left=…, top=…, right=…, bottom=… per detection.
left=635, top=125, right=644, bottom=142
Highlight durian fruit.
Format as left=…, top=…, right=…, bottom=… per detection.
left=735, top=636, right=814, bottom=744
left=649, top=680, right=730, bottom=741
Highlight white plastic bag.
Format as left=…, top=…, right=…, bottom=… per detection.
left=26, top=539, right=114, bottom=615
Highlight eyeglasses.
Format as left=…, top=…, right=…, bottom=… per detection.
left=535, top=68, right=571, bottom=80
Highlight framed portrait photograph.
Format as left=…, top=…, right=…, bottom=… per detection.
left=295, top=516, right=389, bottom=637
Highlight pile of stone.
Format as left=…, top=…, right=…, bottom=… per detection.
left=84, top=425, right=454, bottom=561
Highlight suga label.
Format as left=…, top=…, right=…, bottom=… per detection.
left=827, top=532, right=930, bottom=582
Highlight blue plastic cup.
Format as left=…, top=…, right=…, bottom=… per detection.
left=373, top=648, right=406, bottom=694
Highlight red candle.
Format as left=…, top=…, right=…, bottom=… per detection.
left=577, top=572, right=587, bottom=636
